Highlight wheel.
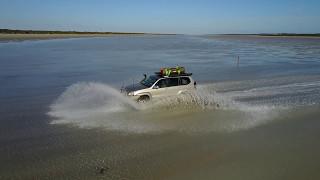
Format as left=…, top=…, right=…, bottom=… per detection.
left=137, top=95, right=150, bottom=103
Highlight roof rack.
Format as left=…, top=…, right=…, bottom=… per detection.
left=155, top=72, right=192, bottom=77
left=155, top=66, right=192, bottom=77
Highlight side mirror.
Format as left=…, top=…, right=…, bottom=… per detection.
left=153, top=85, right=159, bottom=89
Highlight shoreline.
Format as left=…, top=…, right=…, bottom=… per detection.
left=0, top=29, right=178, bottom=42
left=209, top=34, right=320, bottom=39
left=0, top=33, right=150, bottom=42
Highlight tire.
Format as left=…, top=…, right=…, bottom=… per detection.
left=137, top=95, right=150, bottom=103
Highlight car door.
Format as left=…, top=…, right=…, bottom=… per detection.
left=165, top=77, right=180, bottom=96
left=149, top=78, right=168, bottom=98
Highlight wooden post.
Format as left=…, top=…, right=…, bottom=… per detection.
left=237, top=56, right=240, bottom=68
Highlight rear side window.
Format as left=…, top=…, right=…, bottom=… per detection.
left=166, top=78, right=179, bottom=87
left=180, top=77, right=191, bottom=85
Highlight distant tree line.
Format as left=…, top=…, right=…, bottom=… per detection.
left=259, top=33, right=320, bottom=37
left=0, top=29, right=146, bottom=35
left=220, top=33, right=320, bottom=37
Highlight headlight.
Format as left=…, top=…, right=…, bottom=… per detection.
left=128, top=92, right=134, bottom=96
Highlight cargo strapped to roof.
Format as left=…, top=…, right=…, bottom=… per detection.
left=155, top=66, right=192, bottom=77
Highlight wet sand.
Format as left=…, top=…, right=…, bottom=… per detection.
left=1, top=107, right=320, bottom=180
left=1, top=35, right=320, bottom=179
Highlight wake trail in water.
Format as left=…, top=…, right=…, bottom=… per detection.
left=48, top=77, right=320, bottom=133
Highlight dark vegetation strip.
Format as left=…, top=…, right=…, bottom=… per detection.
left=0, top=29, right=146, bottom=35
left=219, top=33, right=320, bottom=37
left=259, top=33, right=320, bottom=37
left=0, top=29, right=177, bottom=35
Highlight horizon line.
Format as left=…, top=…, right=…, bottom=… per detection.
left=1, top=28, right=320, bottom=36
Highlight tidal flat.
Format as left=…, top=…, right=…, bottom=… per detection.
left=1, top=35, right=320, bottom=179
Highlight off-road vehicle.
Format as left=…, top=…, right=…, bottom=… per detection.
left=121, top=67, right=196, bottom=102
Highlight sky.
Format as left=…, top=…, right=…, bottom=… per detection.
left=0, top=0, right=320, bottom=34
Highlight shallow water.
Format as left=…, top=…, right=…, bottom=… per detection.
left=1, top=35, right=320, bottom=179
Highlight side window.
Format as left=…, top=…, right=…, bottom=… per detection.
left=166, top=78, right=179, bottom=87
left=155, top=79, right=167, bottom=88
left=180, top=77, right=191, bottom=85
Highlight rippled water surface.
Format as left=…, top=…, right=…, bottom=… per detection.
left=1, top=35, right=320, bottom=179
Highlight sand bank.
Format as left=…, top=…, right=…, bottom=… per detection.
left=0, top=33, right=142, bottom=42
left=208, top=34, right=320, bottom=40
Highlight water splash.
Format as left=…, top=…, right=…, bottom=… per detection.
left=48, top=82, right=139, bottom=126
left=48, top=80, right=297, bottom=134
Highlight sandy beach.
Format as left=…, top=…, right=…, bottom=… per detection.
left=0, top=33, right=144, bottom=42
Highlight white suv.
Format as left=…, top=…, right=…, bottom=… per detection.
left=122, top=72, right=196, bottom=102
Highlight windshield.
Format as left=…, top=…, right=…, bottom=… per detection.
left=140, top=75, right=159, bottom=87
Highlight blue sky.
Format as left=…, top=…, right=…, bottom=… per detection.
left=0, top=0, right=319, bottom=34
